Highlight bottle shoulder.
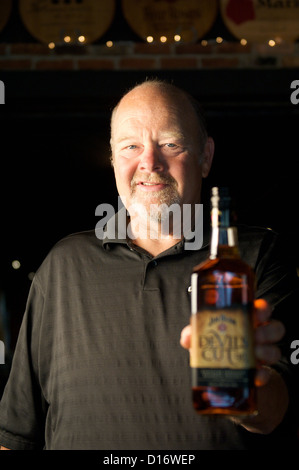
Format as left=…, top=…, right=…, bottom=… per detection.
left=193, top=255, right=254, bottom=276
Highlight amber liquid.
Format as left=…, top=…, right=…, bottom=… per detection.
left=191, top=246, right=257, bottom=416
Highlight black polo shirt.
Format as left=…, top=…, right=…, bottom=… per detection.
left=0, top=212, right=298, bottom=450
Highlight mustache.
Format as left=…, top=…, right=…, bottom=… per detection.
left=131, top=173, right=177, bottom=189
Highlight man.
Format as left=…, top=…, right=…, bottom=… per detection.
left=0, top=79, right=298, bottom=449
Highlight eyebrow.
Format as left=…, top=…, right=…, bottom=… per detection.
left=159, top=131, right=185, bottom=140
left=114, top=131, right=185, bottom=144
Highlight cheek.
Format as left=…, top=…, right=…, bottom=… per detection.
left=176, top=161, right=202, bottom=200
left=113, top=160, right=136, bottom=195
left=173, top=159, right=200, bottom=188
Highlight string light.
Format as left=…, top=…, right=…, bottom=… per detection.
left=47, top=29, right=283, bottom=49
left=12, top=260, right=21, bottom=270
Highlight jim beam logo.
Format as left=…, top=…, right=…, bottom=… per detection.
left=191, top=308, right=255, bottom=369
left=0, top=80, right=4, bottom=104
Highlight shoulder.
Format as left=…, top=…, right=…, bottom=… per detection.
left=237, top=223, right=277, bottom=242
left=237, top=224, right=279, bottom=268
left=35, top=230, right=104, bottom=278
left=53, top=229, right=102, bottom=253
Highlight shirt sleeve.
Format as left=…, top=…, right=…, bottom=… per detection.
left=0, top=276, right=48, bottom=450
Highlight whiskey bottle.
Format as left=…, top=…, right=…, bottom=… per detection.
left=190, top=187, right=257, bottom=415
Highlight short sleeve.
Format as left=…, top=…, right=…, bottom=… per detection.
left=0, top=276, right=48, bottom=450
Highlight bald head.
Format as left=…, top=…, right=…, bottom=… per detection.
left=110, top=79, right=208, bottom=159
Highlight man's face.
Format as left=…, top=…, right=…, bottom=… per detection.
left=111, top=85, right=212, bottom=221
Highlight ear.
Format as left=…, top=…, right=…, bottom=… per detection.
left=201, top=137, right=215, bottom=178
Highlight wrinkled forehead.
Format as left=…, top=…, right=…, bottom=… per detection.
left=111, top=87, right=200, bottom=139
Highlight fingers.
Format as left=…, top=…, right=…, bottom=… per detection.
left=180, top=325, right=191, bottom=349
left=255, top=343, right=282, bottom=365
left=254, top=366, right=272, bottom=387
left=254, top=298, right=285, bottom=367
left=253, top=298, right=272, bottom=326
left=255, top=319, right=285, bottom=345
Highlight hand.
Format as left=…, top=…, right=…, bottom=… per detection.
left=252, top=298, right=285, bottom=386
left=180, top=298, right=285, bottom=387
left=180, top=298, right=289, bottom=433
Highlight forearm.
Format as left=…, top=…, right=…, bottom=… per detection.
left=231, top=366, right=289, bottom=434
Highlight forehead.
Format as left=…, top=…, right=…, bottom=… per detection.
left=111, top=87, right=199, bottom=138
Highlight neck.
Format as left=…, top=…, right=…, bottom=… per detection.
left=128, top=215, right=183, bottom=256
left=132, top=237, right=181, bottom=257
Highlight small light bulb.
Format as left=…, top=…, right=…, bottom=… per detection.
left=12, top=260, right=21, bottom=270
left=48, top=42, right=55, bottom=49
left=268, top=39, right=276, bottom=47
left=78, top=35, right=86, bottom=43
left=64, top=36, right=71, bottom=43
left=106, top=40, right=113, bottom=48
left=160, top=36, right=167, bottom=43
left=146, top=36, right=154, bottom=43
left=174, top=35, right=181, bottom=42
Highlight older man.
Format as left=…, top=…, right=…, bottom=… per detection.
left=0, top=80, right=298, bottom=450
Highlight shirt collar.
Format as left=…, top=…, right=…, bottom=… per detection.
left=101, top=206, right=128, bottom=247
left=101, top=207, right=210, bottom=252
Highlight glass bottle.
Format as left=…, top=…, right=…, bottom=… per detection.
left=190, top=187, right=257, bottom=415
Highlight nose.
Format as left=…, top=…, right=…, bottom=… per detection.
left=138, top=144, right=164, bottom=172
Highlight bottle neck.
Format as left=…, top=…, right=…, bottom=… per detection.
left=210, top=207, right=240, bottom=259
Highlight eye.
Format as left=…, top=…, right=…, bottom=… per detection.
left=161, top=142, right=182, bottom=155
left=119, top=143, right=141, bottom=158
left=160, top=143, right=178, bottom=150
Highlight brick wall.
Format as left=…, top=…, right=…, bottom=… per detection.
left=1, top=40, right=299, bottom=71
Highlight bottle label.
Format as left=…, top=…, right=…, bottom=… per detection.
left=190, top=307, right=255, bottom=387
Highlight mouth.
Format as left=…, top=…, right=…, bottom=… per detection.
left=137, top=181, right=168, bottom=191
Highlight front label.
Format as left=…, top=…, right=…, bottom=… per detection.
left=190, top=308, right=255, bottom=370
